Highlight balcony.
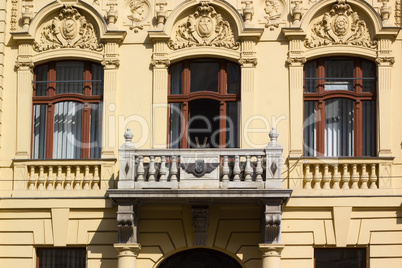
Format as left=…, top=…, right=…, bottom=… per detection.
left=108, top=128, right=292, bottom=202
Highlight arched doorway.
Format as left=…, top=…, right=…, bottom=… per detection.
left=158, top=248, right=242, bottom=268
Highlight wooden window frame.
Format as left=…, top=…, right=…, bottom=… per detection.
left=32, top=61, right=103, bottom=159
left=168, top=59, right=240, bottom=148
left=303, top=57, right=376, bottom=157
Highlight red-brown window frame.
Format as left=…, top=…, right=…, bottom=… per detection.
left=32, top=61, right=103, bottom=159
left=168, top=59, right=240, bottom=148
left=303, top=57, right=377, bottom=157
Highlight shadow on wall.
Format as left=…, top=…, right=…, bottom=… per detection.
left=397, top=203, right=402, bottom=225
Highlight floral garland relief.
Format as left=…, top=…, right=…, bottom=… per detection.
left=168, top=3, right=239, bottom=50
left=33, top=5, right=103, bottom=52
left=305, top=0, right=377, bottom=49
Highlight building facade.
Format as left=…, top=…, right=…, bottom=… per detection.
left=0, top=0, right=402, bottom=267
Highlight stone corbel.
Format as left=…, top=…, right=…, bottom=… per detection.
left=117, top=201, right=141, bottom=244
left=192, top=205, right=209, bottom=246
left=262, top=199, right=283, bottom=244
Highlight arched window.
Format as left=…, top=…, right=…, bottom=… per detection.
left=303, top=58, right=376, bottom=157
left=32, top=61, right=103, bottom=159
left=158, top=248, right=242, bottom=268
left=168, top=59, right=240, bottom=148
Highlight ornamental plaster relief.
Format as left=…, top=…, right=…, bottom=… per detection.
left=33, top=5, right=104, bottom=52
left=168, top=3, right=239, bottom=50
left=305, top=0, right=377, bottom=49
left=257, top=0, right=287, bottom=30
left=122, top=0, right=151, bottom=33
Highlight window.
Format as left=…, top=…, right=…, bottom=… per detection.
left=315, top=248, right=366, bottom=268
left=37, top=248, right=86, bottom=268
left=304, top=58, right=376, bottom=157
left=32, top=61, right=103, bottom=159
left=168, top=59, right=240, bottom=148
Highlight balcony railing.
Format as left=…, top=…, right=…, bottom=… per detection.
left=12, top=159, right=117, bottom=191
left=288, top=157, right=394, bottom=191
left=118, top=128, right=284, bottom=190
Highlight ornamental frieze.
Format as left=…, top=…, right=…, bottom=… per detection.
left=33, top=5, right=103, bottom=52
left=168, top=3, right=239, bottom=50
left=305, top=0, right=377, bottom=49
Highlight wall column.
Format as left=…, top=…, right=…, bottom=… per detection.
left=114, top=244, right=141, bottom=268
left=259, top=244, right=285, bottom=268
left=15, top=44, right=34, bottom=159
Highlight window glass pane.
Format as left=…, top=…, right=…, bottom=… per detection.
left=227, top=62, right=240, bottom=94
left=170, top=63, right=182, bottom=95
left=32, top=105, right=47, bottom=159
left=91, top=63, right=104, bottom=96
left=324, top=59, right=354, bottom=91
left=55, top=61, right=84, bottom=94
left=362, top=101, right=375, bottom=156
left=34, top=65, right=48, bottom=96
left=315, top=248, right=366, bottom=268
left=304, top=61, right=317, bottom=93
left=226, top=102, right=240, bottom=148
left=362, top=60, right=376, bottom=93
left=37, top=248, right=86, bottom=268
left=169, top=103, right=181, bottom=148
left=304, top=101, right=317, bottom=157
left=53, top=101, right=83, bottom=159
left=190, top=61, right=219, bottom=92
left=325, top=99, right=354, bottom=157
left=90, top=103, right=102, bottom=158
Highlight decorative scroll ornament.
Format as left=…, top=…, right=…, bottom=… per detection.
left=305, top=0, right=377, bottom=49
left=168, top=2, right=239, bottom=50
left=33, top=5, right=103, bottom=52
left=264, top=0, right=285, bottom=30
left=127, top=0, right=150, bottom=33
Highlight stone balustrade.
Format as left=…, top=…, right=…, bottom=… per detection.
left=300, top=158, right=393, bottom=190
left=12, top=159, right=117, bottom=191
left=118, top=128, right=284, bottom=190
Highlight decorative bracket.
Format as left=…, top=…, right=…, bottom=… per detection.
left=117, top=201, right=141, bottom=244
left=262, top=199, right=283, bottom=244
left=192, top=205, right=209, bottom=246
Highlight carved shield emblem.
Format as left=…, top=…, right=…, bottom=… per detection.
left=198, top=16, right=213, bottom=37
left=63, top=19, right=77, bottom=39
left=195, top=160, right=204, bottom=175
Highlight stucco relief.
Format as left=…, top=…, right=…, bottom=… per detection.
left=264, top=0, right=286, bottom=30
left=33, top=5, right=103, bottom=52
left=168, top=2, right=239, bottom=50
left=305, top=0, right=377, bottom=49
left=124, top=0, right=150, bottom=33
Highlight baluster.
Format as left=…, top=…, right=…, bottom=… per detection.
left=233, top=155, right=240, bottom=182
left=322, top=164, right=330, bottom=189
left=222, top=155, right=230, bottom=182
left=148, top=156, right=156, bottom=182
left=350, top=164, right=359, bottom=189
left=255, top=155, right=263, bottom=182
left=170, top=155, right=178, bottom=181
left=28, top=166, right=36, bottom=190
left=47, top=166, right=54, bottom=190
left=83, top=166, right=90, bottom=190
left=304, top=164, right=312, bottom=189
left=360, top=164, right=369, bottom=189
left=55, top=166, right=63, bottom=190
left=37, top=166, right=45, bottom=190
left=313, top=164, right=321, bottom=189
left=332, top=164, right=340, bottom=189
left=341, top=164, right=350, bottom=189
left=244, top=154, right=253, bottom=181
left=137, top=156, right=144, bottom=182
left=92, top=166, right=100, bottom=190
left=159, top=156, right=167, bottom=182
left=65, top=166, right=72, bottom=190
left=369, top=164, right=378, bottom=189
left=74, top=166, right=81, bottom=190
